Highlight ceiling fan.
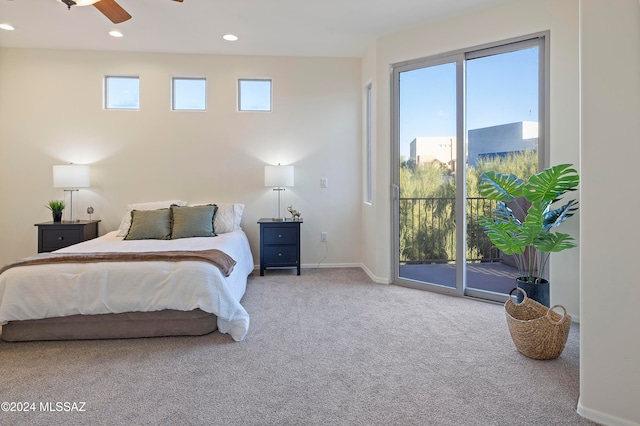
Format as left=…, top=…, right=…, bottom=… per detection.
left=57, top=0, right=184, bottom=24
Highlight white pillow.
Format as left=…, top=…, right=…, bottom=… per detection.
left=215, top=203, right=244, bottom=233
left=116, top=200, right=187, bottom=237
left=189, top=203, right=244, bottom=233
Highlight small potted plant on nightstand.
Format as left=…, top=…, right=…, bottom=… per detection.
left=46, top=200, right=65, bottom=222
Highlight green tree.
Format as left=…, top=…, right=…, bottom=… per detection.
left=399, top=160, right=455, bottom=263
left=467, top=150, right=538, bottom=196
left=399, top=151, right=538, bottom=264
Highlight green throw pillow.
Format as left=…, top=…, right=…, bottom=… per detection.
left=125, top=209, right=172, bottom=240
left=171, top=204, right=217, bottom=239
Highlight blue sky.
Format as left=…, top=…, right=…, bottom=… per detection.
left=399, top=47, right=538, bottom=159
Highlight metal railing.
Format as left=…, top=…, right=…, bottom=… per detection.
left=399, top=197, right=501, bottom=265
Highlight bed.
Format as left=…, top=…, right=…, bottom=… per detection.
left=0, top=201, right=253, bottom=342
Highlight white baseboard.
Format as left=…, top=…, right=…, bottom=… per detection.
left=253, top=263, right=392, bottom=284
left=359, top=263, right=392, bottom=284
left=301, top=262, right=361, bottom=269
left=577, top=398, right=640, bottom=426
left=303, top=263, right=391, bottom=284
left=254, top=263, right=362, bottom=271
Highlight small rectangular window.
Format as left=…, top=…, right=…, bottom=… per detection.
left=238, top=79, right=272, bottom=112
left=172, top=77, right=206, bottom=111
left=105, top=76, right=139, bottom=110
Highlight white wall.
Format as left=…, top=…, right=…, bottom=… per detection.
left=360, top=41, right=388, bottom=283
left=578, top=1, right=640, bottom=424
left=361, top=0, right=640, bottom=423
left=362, top=0, right=581, bottom=315
left=0, top=49, right=363, bottom=270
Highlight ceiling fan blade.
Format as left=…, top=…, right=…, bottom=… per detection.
left=93, top=0, right=132, bottom=24
left=172, top=0, right=184, bottom=2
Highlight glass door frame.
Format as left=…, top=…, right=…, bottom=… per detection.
left=391, top=33, right=549, bottom=301
left=391, top=52, right=465, bottom=297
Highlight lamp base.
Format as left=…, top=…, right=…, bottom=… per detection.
left=272, top=187, right=287, bottom=222
left=64, top=188, right=80, bottom=223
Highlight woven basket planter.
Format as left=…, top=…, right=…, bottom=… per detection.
left=504, top=288, right=571, bottom=360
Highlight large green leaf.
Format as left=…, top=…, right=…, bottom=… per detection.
left=512, top=200, right=545, bottom=245
left=534, top=232, right=577, bottom=253
left=477, top=217, right=526, bottom=255
left=476, top=163, right=579, bottom=279
left=478, top=171, right=524, bottom=202
left=523, top=164, right=579, bottom=204
left=493, top=202, right=521, bottom=226
left=543, top=199, right=579, bottom=230
left=519, top=219, right=542, bottom=246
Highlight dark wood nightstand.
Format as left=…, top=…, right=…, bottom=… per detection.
left=258, top=218, right=303, bottom=276
left=35, top=220, right=101, bottom=253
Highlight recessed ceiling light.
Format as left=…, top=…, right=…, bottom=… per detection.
left=109, top=30, right=124, bottom=38
left=223, top=34, right=238, bottom=41
left=0, top=24, right=15, bottom=31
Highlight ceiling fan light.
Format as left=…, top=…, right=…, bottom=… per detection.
left=223, top=34, right=239, bottom=42
left=109, top=30, right=123, bottom=38
left=0, top=24, right=15, bottom=31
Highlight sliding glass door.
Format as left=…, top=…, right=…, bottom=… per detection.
left=397, top=60, right=459, bottom=291
left=393, top=35, right=546, bottom=302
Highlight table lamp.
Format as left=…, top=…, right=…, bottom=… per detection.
left=53, top=164, right=90, bottom=222
left=264, top=164, right=294, bottom=221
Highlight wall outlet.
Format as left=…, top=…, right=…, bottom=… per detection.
left=321, top=232, right=328, bottom=242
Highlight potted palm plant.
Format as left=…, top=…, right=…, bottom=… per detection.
left=46, top=200, right=65, bottom=222
left=477, top=164, right=579, bottom=306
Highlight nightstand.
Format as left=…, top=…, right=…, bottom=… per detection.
left=35, top=220, right=101, bottom=253
left=258, top=218, right=303, bottom=276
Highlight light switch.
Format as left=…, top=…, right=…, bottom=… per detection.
left=321, top=178, right=328, bottom=188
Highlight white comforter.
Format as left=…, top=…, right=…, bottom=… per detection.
left=0, top=230, right=253, bottom=341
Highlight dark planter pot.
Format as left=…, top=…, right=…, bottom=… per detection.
left=516, top=277, right=550, bottom=307
left=52, top=212, right=63, bottom=222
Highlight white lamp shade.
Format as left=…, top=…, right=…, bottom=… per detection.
left=264, top=165, right=294, bottom=187
left=53, top=164, right=90, bottom=188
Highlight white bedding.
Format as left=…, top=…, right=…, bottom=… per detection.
left=0, top=230, right=253, bottom=341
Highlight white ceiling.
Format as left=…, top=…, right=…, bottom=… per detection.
left=0, top=0, right=512, bottom=57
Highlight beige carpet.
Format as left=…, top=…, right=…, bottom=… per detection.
left=0, top=268, right=595, bottom=425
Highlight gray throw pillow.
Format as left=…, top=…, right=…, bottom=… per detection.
left=171, top=204, right=217, bottom=239
left=124, top=208, right=172, bottom=240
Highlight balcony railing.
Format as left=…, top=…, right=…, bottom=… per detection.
left=399, top=197, right=501, bottom=265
